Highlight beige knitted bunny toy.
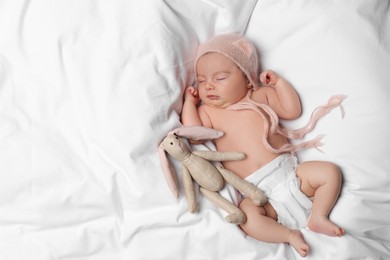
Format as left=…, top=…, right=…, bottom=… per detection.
left=159, top=126, right=267, bottom=224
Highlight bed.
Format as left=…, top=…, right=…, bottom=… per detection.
left=1, top=0, right=389, bottom=259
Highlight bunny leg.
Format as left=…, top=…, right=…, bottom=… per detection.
left=182, top=166, right=198, bottom=213
left=199, top=187, right=246, bottom=224
left=217, top=166, right=267, bottom=206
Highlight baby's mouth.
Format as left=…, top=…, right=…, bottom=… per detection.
left=207, top=95, right=219, bottom=100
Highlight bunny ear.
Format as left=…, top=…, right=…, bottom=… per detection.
left=158, top=143, right=179, bottom=198
left=172, top=126, right=224, bottom=140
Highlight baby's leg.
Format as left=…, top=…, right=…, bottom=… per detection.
left=296, top=161, right=345, bottom=237
left=239, top=198, right=310, bottom=257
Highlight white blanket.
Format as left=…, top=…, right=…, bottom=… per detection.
left=1, top=0, right=389, bottom=259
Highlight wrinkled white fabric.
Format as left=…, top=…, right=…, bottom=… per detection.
left=0, top=0, right=389, bottom=259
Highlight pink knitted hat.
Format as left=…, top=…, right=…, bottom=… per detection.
left=195, top=33, right=260, bottom=89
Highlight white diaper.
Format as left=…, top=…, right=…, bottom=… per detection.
left=244, top=154, right=312, bottom=229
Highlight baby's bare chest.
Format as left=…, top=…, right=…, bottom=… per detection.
left=206, top=109, right=266, bottom=150
left=208, top=109, right=264, bottom=132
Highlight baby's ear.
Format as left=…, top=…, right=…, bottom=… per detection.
left=172, top=126, right=223, bottom=141
left=243, top=75, right=252, bottom=89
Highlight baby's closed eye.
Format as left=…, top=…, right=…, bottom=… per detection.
left=215, top=72, right=229, bottom=81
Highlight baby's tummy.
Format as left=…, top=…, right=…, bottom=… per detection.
left=216, top=137, right=283, bottom=178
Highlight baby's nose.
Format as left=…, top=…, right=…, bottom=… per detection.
left=205, top=81, right=215, bottom=90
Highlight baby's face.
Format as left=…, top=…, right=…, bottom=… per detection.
left=196, top=53, right=248, bottom=108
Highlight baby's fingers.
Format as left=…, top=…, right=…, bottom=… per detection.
left=185, top=86, right=194, bottom=94
left=260, top=70, right=277, bottom=85
left=185, top=86, right=199, bottom=100
left=260, top=71, right=270, bottom=84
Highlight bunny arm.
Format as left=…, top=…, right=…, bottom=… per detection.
left=199, top=187, right=246, bottom=224
left=182, top=165, right=198, bottom=213
left=217, top=166, right=267, bottom=206
left=192, top=150, right=245, bottom=162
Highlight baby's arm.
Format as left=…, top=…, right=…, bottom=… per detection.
left=257, top=70, right=301, bottom=119
left=181, top=86, right=203, bottom=126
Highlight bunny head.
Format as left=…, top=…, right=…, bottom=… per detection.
left=161, top=133, right=191, bottom=161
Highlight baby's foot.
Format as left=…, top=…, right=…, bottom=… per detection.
left=308, top=215, right=345, bottom=237
left=288, top=230, right=310, bottom=257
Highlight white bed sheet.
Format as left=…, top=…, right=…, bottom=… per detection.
left=0, top=0, right=389, bottom=259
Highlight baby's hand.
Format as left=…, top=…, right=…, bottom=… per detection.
left=184, top=86, right=200, bottom=105
left=260, top=70, right=280, bottom=86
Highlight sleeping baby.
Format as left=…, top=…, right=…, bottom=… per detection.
left=181, top=33, right=345, bottom=257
